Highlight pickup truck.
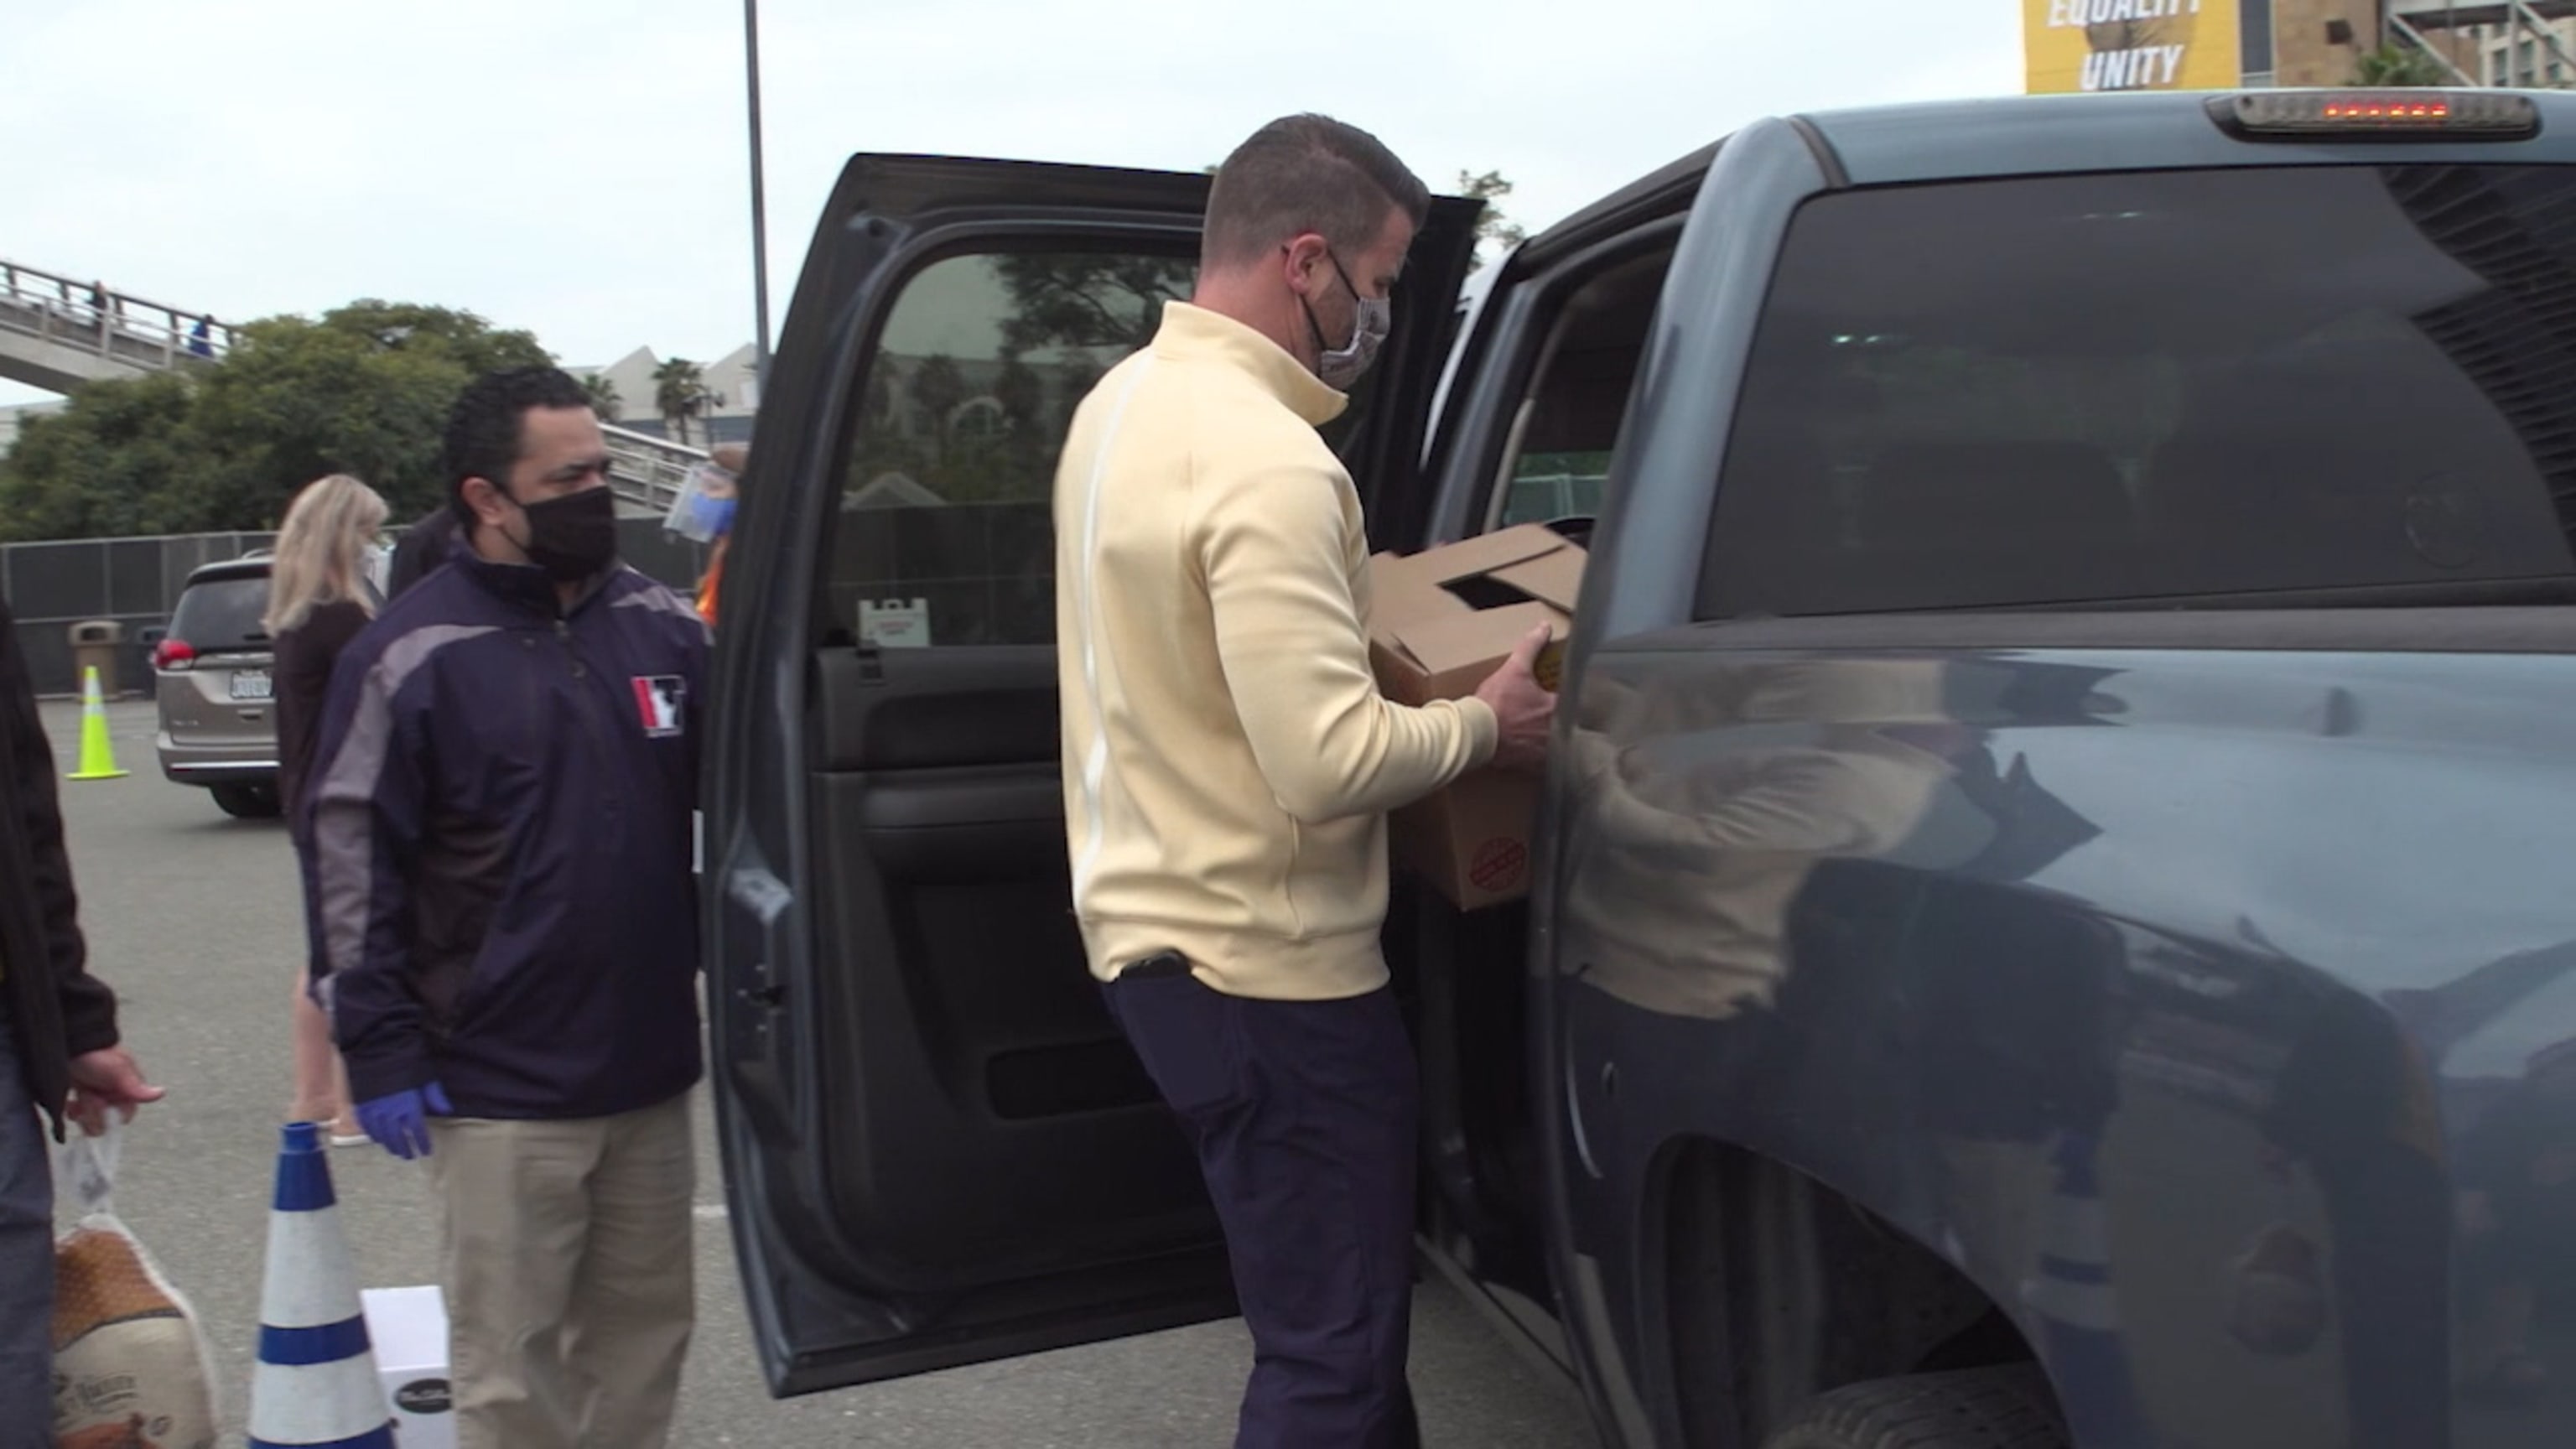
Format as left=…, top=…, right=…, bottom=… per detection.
left=703, top=87, right=2576, bottom=1449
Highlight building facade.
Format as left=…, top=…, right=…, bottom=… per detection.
left=569, top=342, right=761, bottom=448
left=2027, top=2, right=2576, bottom=94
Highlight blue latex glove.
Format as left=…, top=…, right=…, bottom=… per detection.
left=355, top=1083, right=453, bottom=1161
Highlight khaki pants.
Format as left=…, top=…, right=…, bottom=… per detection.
left=427, top=1093, right=695, bottom=1449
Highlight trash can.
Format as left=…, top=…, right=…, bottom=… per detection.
left=69, top=621, right=122, bottom=699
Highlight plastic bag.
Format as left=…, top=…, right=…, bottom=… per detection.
left=662, top=458, right=740, bottom=543
left=50, top=1123, right=220, bottom=1449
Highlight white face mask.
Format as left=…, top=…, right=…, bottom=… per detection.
left=1302, top=252, right=1390, bottom=391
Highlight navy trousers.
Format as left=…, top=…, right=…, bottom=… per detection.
left=1104, top=971, right=1423, bottom=1449
left=0, top=999, right=53, bottom=1449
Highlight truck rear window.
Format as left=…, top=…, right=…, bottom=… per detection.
left=1701, top=164, right=2576, bottom=617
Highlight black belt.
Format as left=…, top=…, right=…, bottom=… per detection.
left=1114, top=949, right=1192, bottom=982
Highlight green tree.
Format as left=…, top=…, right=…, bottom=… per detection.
left=184, top=305, right=546, bottom=530
left=0, top=299, right=549, bottom=538
left=1457, top=169, right=1527, bottom=272
left=319, top=300, right=550, bottom=376
left=0, top=372, right=198, bottom=540
left=993, top=357, right=1044, bottom=433
left=652, top=357, right=709, bottom=447
left=580, top=371, right=623, bottom=423
left=2353, top=42, right=2459, bottom=86
left=1052, top=356, right=1105, bottom=434
left=991, top=356, right=1052, bottom=484
left=907, top=354, right=970, bottom=467
left=995, top=254, right=1196, bottom=357
left=847, top=372, right=930, bottom=504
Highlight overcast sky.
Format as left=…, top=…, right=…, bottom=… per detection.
left=3, top=0, right=2023, bottom=408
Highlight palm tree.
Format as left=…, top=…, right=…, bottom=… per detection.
left=580, top=372, right=623, bottom=423
left=652, top=358, right=709, bottom=446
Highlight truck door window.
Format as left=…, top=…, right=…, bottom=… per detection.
left=828, top=247, right=1197, bottom=646
left=1487, top=248, right=1671, bottom=531
left=1698, top=164, right=2576, bottom=618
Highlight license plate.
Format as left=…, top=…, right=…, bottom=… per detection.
left=228, top=670, right=273, bottom=702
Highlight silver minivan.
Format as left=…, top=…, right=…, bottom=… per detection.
left=152, top=555, right=282, bottom=817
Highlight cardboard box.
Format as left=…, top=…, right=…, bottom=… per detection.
left=362, top=1285, right=456, bottom=1449
left=1366, top=523, right=1586, bottom=909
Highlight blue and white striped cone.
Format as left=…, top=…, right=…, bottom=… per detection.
left=2021, top=1129, right=2153, bottom=1449
left=248, top=1122, right=397, bottom=1449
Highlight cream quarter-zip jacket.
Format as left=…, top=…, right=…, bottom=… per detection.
left=1054, top=302, right=1497, bottom=999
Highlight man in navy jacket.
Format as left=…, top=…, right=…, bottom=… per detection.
left=305, top=366, right=707, bottom=1449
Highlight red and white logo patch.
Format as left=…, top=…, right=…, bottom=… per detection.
left=631, top=676, right=686, bottom=737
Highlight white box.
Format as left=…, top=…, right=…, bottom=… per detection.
left=362, top=1285, right=455, bottom=1449
left=859, top=596, right=932, bottom=647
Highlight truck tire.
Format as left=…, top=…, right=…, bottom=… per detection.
left=1761, top=1365, right=2068, bottom=1449
left=211, top=783, right=281, bottom=819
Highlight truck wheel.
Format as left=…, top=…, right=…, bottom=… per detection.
left=1761, top=1365, right=2068, bottom=1449
left=211, top=783, right=281, bottom=819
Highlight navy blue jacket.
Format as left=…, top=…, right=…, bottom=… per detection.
left=303, top=546, right=708, bottom=1119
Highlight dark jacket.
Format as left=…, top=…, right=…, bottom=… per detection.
left=274, top=598, right=371, bottom=845
left=385, top=509, right=460, bottom=600
left=0, top=598, right=119, bottom=1137
left=303, top=548, right=708, bottom=1119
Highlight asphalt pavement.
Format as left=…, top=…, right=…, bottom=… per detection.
left=43, top=699, right=1600, bottom=1447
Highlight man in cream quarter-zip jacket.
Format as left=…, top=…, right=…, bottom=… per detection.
left=1055, top=114, right=1554, bottom=1449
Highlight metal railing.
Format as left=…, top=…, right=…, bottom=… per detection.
left=600, top=421, right=709, bottom=515
left=2386, top=13, right=2487, bottom=83
left=2391, top=2, right=2576, bottom=86
left=0, top=257, right=233, bottom=373
left=4, top=256, right=710, bottom=517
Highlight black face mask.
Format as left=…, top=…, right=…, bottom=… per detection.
left=510, top=486, right=620, bottom=582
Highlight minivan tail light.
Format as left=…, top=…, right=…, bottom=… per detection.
left=2210, top=91, right=2542, bottom=142
left=153, top=638, right=195, bottom=671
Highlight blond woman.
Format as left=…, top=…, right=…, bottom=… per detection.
left=264, top=472, right=388, bottom=1144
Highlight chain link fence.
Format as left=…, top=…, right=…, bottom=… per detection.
left=4, top=522, right=709, bottom=698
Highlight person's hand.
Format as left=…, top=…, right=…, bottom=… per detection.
left=355, top=1083, right=454, bottom=1161
left=65, top=1046, right=165, bottom=1137
left=1472, top=624, right=1560, bottom=772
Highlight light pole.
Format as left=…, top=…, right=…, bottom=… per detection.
left=744, top=0, right=774, bottom=397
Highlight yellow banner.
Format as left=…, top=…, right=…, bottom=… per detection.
left=2026, top=0, right=2243, bottom=95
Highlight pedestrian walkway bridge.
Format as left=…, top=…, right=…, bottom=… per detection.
left=1, top=257, right=230, bottom=393
left=600, top=421, right=710, bottom=517
left=2, top=254, right=708, bottom=515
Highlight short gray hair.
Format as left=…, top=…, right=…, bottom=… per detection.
left=1202, top=114, right=1430, bottom=269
